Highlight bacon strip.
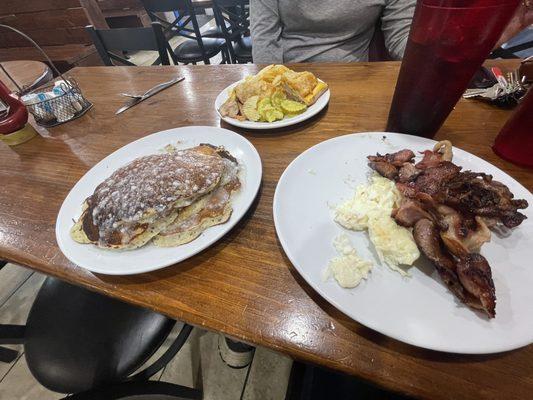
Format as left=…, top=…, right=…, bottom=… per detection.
left=367, top=145, right=528, bottom=318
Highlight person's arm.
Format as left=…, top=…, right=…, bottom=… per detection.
left=250, top=0, right=283, bottom=63
left=381, top=0, right=416, bottom=60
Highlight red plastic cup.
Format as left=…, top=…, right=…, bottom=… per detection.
left=386, top=0, right=521, bottom=138
left=492, top=87, right=533, bottom=168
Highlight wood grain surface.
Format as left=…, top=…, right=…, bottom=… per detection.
left=0, top=62, right=532, bottom=400
left=0, top=60, right=52, bottom=92
left=0, top=2, right=91, bottom=48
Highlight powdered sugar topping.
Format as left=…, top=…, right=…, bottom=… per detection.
left=89, top=148, right=226, bottom=239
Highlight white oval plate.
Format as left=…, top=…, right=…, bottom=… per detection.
left=273, top=132, right=533, bottom=354
left=56, top=126, right=262, bottom=275
left=215, top=80, right=330, bottom=130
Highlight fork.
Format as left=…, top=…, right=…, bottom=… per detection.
left=120, top=76, right=184, bottom=99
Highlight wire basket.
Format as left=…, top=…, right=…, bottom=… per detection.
left=23, top=79, right=93, bottom=127
left=0, top=24, right=93, bottom=127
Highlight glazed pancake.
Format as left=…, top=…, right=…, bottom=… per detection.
left=154, top=155, right=241, bottom=247
left=70, top=145, right=227, bottom=249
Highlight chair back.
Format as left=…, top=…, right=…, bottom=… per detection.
left=86, top=22, right=170, bottom=66
left=212, top=0, right=250, bottom=62
left=490, top=41, right=533, bottom=59
left=140, top=0, right=209, bottom=64
left=140, top=0, right=190, bottom=13
left=212, top=0, right=249, bottom=37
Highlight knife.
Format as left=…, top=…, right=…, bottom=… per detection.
left=115, top=76, right=185, bottom=115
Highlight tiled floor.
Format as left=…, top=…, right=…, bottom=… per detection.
left=0, top=263, right=292, bottom=399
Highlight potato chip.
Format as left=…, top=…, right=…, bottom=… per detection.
left=242, top=96, right=260, bottom=121
left=218, top=64, right=328, bottom=122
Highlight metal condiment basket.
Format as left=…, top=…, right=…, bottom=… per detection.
left=0, top=24, right=93, bottom=127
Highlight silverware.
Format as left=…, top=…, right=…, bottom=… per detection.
left=116, top=76, right=185, bottom=115
left=120, top=92, right=142, bottom=99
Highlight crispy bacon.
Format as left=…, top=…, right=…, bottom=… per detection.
left=392, top=199, right=433, bottom=227
left=457, top=254, right=496, bottom=318
left=416, top=140, right=453, bottom=169
left=412, top=162, right=462, bottom=197
left=368, top=160, right=399, bottom=180
left=367, top=144, right=527, bottom=318
left=416, top=150, right=444, bottom=169
left=368, top=149, right=415, bottom=166
left=413, top=218, right=496, bottom=317
left=442, top=172, right=528, bottom=228
left=398, top=162, right=421, bottom=183
left=413, top=219, right=468, bottom=304
left=367, top=149, right=415, bottom=180
left=437, top=206, right=491, bottom=256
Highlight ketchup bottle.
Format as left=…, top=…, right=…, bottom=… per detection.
left=0, top=79, right=28, bottom=135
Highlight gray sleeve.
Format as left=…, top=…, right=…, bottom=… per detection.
left=250, top=0, right=283, bottom=64
left=381, top=0, right=416, bottom=60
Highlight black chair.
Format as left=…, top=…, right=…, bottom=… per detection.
left=212, top=0, right=252, bottom=63
left=0, top=260, right=17, bottom=364
left=490, top=26, right=533, bottom=59
left=0, top=277, right=200, bottom=399
left=196, top=8, right=226, bottom=39
left=0, top=346, right=17, bottom=363
left=86, top=22, right=171, bottom=66
left=140, top=0, right=225, bottom=64
left=286, top=361, right=411, bottom=400
left=491, top=40, right=533, bottom=59
left=0, top=304, right=17, bottom=364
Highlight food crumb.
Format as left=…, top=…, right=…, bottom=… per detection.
left=162, top=144, right=176, bottom=153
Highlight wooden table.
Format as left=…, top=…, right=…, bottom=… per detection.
left=1, top=62, right=531, bottom=400
left=0, top=61, right=52, bottom=93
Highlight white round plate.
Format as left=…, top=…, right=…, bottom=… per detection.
left=56, top=126, right=262, bottom=275
left=273, top=132, right=533, bottom=354
left=215, top=80, right=330, bottom=130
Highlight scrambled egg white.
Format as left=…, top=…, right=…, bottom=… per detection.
left=324, top=234, right=373, bottom=288
left=334, top=176, right=419, bottom=276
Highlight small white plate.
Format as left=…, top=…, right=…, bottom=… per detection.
left=56, top=126, right=262, bottom=275
left=215, top=80, right=330, bottom=130
left=273, top=132, right=533, bottom=354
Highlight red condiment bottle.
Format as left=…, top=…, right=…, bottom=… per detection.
left=0, top=79, right=36, bottom=145
left=0, top=79, right=28, bottom=133
left=492, top=87, right=533, bottom=168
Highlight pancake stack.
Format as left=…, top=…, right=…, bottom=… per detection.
left=70, top=144, right=241, bottom=250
